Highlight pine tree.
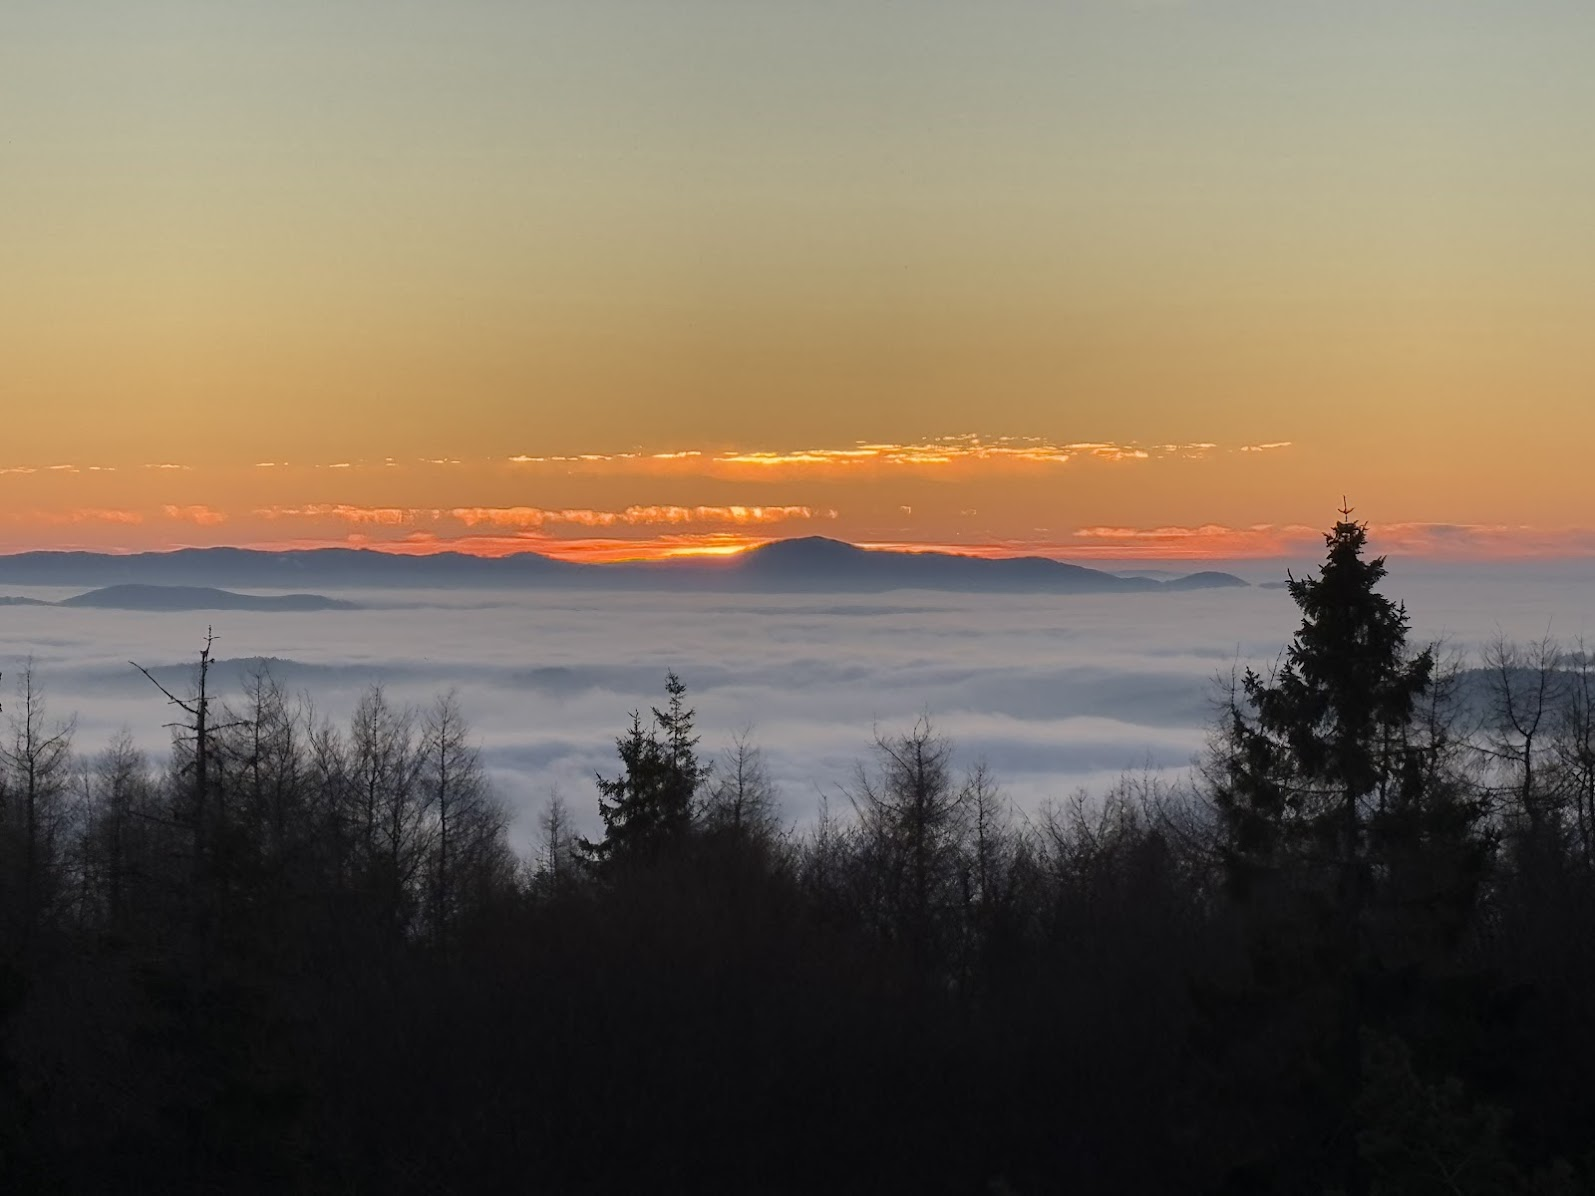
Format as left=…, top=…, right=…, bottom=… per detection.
left=1214, top=511, right=1435, bottom=921
left=652, top=671, right=708, bottom=829
left=581, top=672, right=706, bottom=869
left=1208, top=510, right=1459, bottom=1191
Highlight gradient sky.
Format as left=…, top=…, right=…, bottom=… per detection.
left=4, top=1, right=1593, bottom=560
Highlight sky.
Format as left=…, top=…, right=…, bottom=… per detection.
left=4, top=1, right=1594, bottom=561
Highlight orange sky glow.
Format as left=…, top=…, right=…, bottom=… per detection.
left=4, top=2, right=1592, bottom=563
left=3, top=433, right=1595, bottom=563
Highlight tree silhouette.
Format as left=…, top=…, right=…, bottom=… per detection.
left=849, top=717, right=969, bottom=972
left=581, top=671, right=707, bottom=869
left=703, top=727, right=780, bottom=843
left=0, top=664, right=75, bottom=945
left=1214, top=513, right=1435, bottom=905
left=1207, top=512, right=1452, bottom=1188
left=420, top=690, right=504, bottom=947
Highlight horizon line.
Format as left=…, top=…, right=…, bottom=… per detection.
left=1, top=532, right=1593, bottom=568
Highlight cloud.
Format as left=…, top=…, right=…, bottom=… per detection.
left=714, top=440, right=1093, bottom=468
left=6, top=508, right=146, bottom=526
left=161, top=505, right=228, bottom=526
left=620, top=505, right=833, bottom=526
left=447, top=506, right=549, bottom=529
left=450, top=505, right=833, bottom=529
left=0, top=434, right=1287, bottom=504
left=1363, top=522, right=1595, bottom=559
left=255, top=504, right=423, bottom=525
left=1062, top=521, right=1595, bottom=560
left=1069, top=524, right=1327, bottom=558
left=249, top=503, right=833, bottom=537
left=233, top=530, right=781, bottom=563
left=488, top=435, right=1274, bottom=477
left=84, top=508, right=145, bottom=525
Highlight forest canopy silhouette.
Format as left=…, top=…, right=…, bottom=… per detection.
left=2, top=516, right=1594, bottom=1193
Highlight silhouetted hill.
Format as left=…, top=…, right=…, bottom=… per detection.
left=1160, top=571, right=1252, bottom=591
left=0, top=540, right=1247, bottom=595
left=0, top=547, right=579, bottom=590
left=711, top=536, right=1158, bottom=592
left=6, top=585, right=360, bottom=612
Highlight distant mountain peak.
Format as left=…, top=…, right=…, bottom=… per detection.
left=743, top=536, right=866, bottom=562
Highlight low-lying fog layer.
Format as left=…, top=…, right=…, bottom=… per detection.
left=1, top=569, right=1589, bottom=852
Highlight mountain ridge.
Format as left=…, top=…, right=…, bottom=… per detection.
left=0, top=538, right=1247, bottom=595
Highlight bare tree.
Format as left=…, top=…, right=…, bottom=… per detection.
left=221, top=665, right=305, bottom=869
left=132, top=630, right=248, bottom=896
left=704, top=726, right=781, bottom=841
left=1482, top=632, right=1565, bottom=836
left=348, top=684, right=426, bottom=927
left=533, top=786, right=579, bottom=899
left=76, top=728, right=154, bottom=935
left=1552, top=640, right=1595, bottom=871
left=304, top=698, right=354, bottom=887
left=849, top=717, right=969, bottom=966
left=420, top=690, right=507, bottom=944
left=797, top=791, right=858, bottom=928
left=0, top=663, right=77, bottom=939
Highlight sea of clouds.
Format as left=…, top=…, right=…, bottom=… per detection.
left=2, top=565, right=1591, bottom=854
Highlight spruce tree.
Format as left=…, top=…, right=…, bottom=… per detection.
left=581, top=672, right=706, bottom=868
left=1210, top=510, right=1450, bottom=1190
left=1215, top=511, right=1435, bottom=919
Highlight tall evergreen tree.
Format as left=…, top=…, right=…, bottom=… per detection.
left=1208, top=511, right=1468, bottom=1191
left=581, top=672, right=706, bottom=868
left=1214, top=511, right=1435, bottom=918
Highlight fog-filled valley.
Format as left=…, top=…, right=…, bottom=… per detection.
left=2, top=563, right=1588, bottom=850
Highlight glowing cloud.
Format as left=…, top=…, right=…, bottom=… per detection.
left=494, top=435, right=1274, bottom=476
left=0, top=432, right=1307, bottom=560
left=256, top=504, right=421, bottom=525
left=7, top=508, right=147, bottom=526
left=448, top=505, right=831, bottom=529
left=253, top=504, right=831, bottom=531
left=161, top=505, right=229, bottom=526
left=1062, top=521, right=1595, bottom=560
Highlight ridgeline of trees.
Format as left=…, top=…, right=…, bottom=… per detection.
left=3, top=517, right=1595, bottom=1192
